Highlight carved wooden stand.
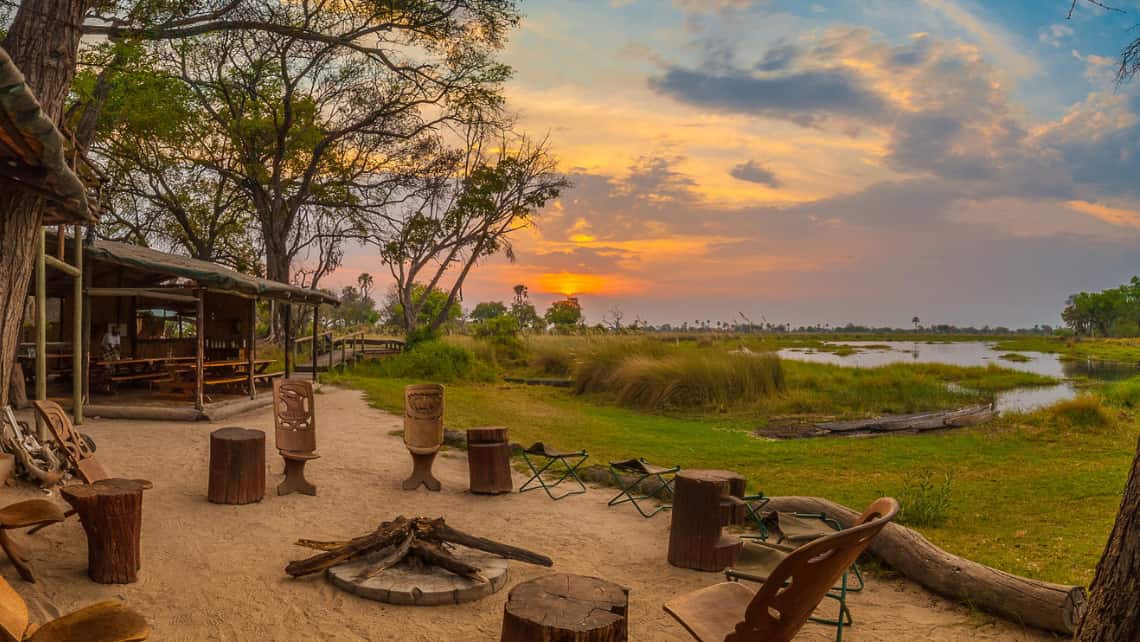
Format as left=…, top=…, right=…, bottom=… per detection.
left=500, top=573, right=629, bottom=642
left=61, top=478, right=152, bottom=584
left=402, top=452, right=441, bottom=491
left=403, top=384, right=444, bottom=492
left=667, top=469, right=746, bottom=572
left=208, top=427, right=265, bottom=504
left=273, top=379, right=319, bottom=496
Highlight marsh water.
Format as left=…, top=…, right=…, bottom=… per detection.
left=777, top=341, right=1139, bottom=413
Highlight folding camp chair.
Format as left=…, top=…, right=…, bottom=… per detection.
left=519, top=442, right=588, bottom=500
left=665, top=498, right=898, bottom=642
left=607, top=458, right=678, bottom=518
left=726, top=510, right=873, bottom=642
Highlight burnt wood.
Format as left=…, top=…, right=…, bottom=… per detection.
left=500, top=573, right=629, bottom=642
left=667, top=469, right=747, bottom=572
left=61, top=479, right=151, bottom=584
left=207, top=427, right=265, bottom=505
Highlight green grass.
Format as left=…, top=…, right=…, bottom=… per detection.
left=993, top=336, right=1140, bottom=362
left=998, top=352, right=1032, bottom=363
left=324, top=368, right=1134, bottom=586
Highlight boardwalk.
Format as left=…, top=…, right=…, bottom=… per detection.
left=295, top=337, right=403, bottom=373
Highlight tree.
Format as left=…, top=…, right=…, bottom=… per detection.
left=470, top=301, right=508, bottom=322
left=376, top=130, right=570, bottom=338
left=381, top=284, right=461, bottom=338
left=545, top=298, right=583, bottom=331
left=510, top=284, right=543, bottom=331
left=604, top=305, right=624, bottom=331
left=357, top=273, right=374, bottom=305
left=327, top=285, right=377, bottom=329
left=912, top=316, right=921, bottom=331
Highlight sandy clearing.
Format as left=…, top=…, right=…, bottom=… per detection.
left=3, top=386, right=1051, bottom=641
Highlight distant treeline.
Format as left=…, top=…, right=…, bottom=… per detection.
left=641, top=323, right=1055, bottom=335
left=1063, top=277, right=1140, bottom=337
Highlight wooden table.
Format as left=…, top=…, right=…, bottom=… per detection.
left=667, top=469, right=747, bottom=572
left=500, top=573, right=629, bottom=641
left=160, top=359, right=277, bottom=399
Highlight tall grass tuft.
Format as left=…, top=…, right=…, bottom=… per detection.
left=1043, top=395, right=1115, bottom=431
left=1104, top=376, right=1140, bottom=409
left=573, top=339, right=670, bottom=395
left=895, top=468, right=953, bottom=528
left=607, top=351, right=784, bottom=410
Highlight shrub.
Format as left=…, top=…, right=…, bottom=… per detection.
left=574, top=339, right=669, bottom=394
left=527, top=340, right=575, bottom=376
left=472, top=314, right=525, bottom=365
left=1044, top=395, right=1115, bottom=431
left=895, top=468, right=953, bottom=528
left=348, top=340, right=491, bottom=382
left=1105, top=376, right=1140, bottom=408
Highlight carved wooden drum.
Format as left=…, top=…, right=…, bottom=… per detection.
left=404, top=384, right=444, bottom=455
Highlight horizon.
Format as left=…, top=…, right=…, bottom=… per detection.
left=316, top=0, right=1140, bottom=329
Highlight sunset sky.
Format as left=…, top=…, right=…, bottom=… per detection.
left=329, top=0, right=1140, bottom=328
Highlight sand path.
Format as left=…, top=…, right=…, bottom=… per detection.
left=3, top=387, right=1051, bottom=641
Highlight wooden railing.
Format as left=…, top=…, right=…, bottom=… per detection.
left=291, top=330, right=398, bottom=371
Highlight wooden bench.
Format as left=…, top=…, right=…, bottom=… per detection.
left=109, top=372, right=169, bottom=384
left=253, top=371, right=284, bottom=381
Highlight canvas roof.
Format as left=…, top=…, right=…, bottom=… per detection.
left=86, top=239, right=339, bottom=305
left=0, top=46, right=96, bottom=224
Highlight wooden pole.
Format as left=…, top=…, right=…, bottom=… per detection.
left=195, top=289, right=205, bottom=411
left=248, top=298, right=256, bottom=399
left=81, top=234, right=91, bottom=409
left=35, top=228, right=46, bottom=441
left=283, top=303, right=292, bottom=379
left=72, top=225, right=83, bottom=424
left=311, top=305, right=318, bottom=382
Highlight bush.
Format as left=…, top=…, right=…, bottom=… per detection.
left=574, top=339, right=669, bottom=394
left=1105, top=376, right=1140, bottom=408
left=895, top=468, right=953, bottom=528
left=347, top=341, right=492, bottom=382
left=527, top=339, right=575, bottom=376
left=1044, top=395, right=1115, bottom=431
left=472, top=314, right=525, bottom=365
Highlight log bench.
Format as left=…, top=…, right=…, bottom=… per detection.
left=667, top=469, right=747, bottom=572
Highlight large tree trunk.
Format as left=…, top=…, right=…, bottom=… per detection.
left=1075, top=436, right=1140, bottom=641
left=0, top=0, right=95, bottom=407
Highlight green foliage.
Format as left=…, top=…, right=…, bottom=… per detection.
left=1062, top=277, right=1140, bottom=337
left=895, top=469, right=953, bottom=528
left=470, top=301, right=508, bottom=321
left=472, top=314, right=525, bottom=364
left=607, top=351, right=784, bottom=411
left=574, top=339, right=669, bottom=394
left=998, top=352, right=1031, bottom=363
left=1105, top=376, right=1140, bottom=408
left=383, top=284, right=462, bottom=335
left=331, top=341, right=492, bottom=383
left=545, top=298, right=583, bottom=331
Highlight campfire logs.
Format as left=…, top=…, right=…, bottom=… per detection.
left=286, top=516, right=552, bottom=581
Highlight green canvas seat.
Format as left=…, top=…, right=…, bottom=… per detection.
left=607, top=458, right=679, bottom=518
left=519, top=442, right=588, bottom=500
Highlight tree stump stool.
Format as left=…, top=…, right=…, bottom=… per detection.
left=667, top=469, right=747, bottom=571
left=467, top=427, right=513, bottom=494
left=61, top=478, right=152, bottom=584
left=501, top=573, right=629, bottom=642
left=208, top=427, right=265, bottom=505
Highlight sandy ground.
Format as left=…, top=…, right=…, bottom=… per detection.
left=2, top=386, right=1053, bottom=641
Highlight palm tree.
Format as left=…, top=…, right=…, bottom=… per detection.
left=911, top=316, right=921, bottom=332
left=357, top=273, right=374, bottom=302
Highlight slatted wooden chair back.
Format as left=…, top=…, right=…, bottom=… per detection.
left=32, top=400, right=108, bottom=484
left=273, top=379, right=316, bottom=455
left=0, top=573, right=28, bottom=642
left=728, top=498, right=899, bottom=642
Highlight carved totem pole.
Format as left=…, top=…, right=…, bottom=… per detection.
left=402, top=384, right=444, bottom=491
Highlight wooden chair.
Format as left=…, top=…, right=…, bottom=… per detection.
left=0, top=573, right=149, bottom=641
left=272, top=379, right=319, bottom=496
left=0, top=501, right=64, bottom=582
left=31, top=401, right=108, bottom=484
left=664, top=497, right=899, bottom=642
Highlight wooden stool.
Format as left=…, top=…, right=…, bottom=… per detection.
left=467, top=427, right=513, bottom=495
left=667, top=469, right=747, bottom=572
left=61, top=479, right=152, bottom=584
left=208, top=427, right=265, bottom=505
left=501, top=573, right=629, bottom=641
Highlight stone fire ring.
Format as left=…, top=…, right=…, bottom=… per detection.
left=327, top=552, right=509, bottom=606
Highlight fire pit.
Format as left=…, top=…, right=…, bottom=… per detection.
left=286, top=516, right=552, bottom=606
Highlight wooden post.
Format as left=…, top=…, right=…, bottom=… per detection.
left=61, top=479, right=151, bottom=584
left=208, top=427, right=265, bottom=504
left=247, top=298, right=256, bottom=399
left=311, top=305, right=318, bottom=382
left=667, top=469, right=746, bottom=572
left=283, top=303, right=292, bottom=379
left=195, top=289, right=205, bottom=412
left=72, top=225, right=83, bottom=424
left=34, top=228, right=46, bottom=441
left=500, top=573, right=629, bottom=642
left=81, top=234, right=91, bottom=408
left=467, top=428, right=513, bottom=494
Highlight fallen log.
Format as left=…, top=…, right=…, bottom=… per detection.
left=758, top=404, right=996, bottom=439
left=286, top=516, right=410, bottom=577
left=765, top=496, right=1086, bottom=635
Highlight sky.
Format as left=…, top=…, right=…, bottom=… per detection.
left=326, top=0, right=1140, bottom=329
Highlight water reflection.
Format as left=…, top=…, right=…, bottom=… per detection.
left=775, top=341, right=1139, bottom=413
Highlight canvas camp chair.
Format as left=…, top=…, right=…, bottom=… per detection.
left=664, top=497, right=898, bottom=642
left=746, top=510, right=868, bottom=596
left=0, top=572, right=149, bottom=641
left=0, top=500, right=64, bottom=582
left=606, top=458, right=679, bottom=518
left=519, top=442, right=588, bottom=500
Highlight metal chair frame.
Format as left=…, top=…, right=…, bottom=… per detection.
left=606, top=459, right=679, bottom=518
left=519, top=445, right=589, bottom=500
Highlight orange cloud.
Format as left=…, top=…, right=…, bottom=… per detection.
left=535, top=271, right=639, bottom=296
left=1065, top=200, right=1140, bottom=228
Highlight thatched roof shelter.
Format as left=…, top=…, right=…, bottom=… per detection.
left=0, top=45, right=98, bottom=224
